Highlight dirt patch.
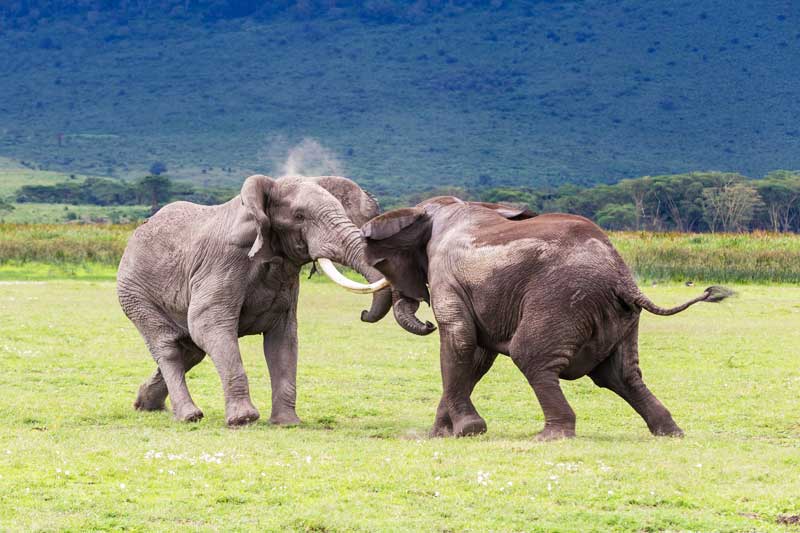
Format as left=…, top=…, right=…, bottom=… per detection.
left=777, top=514, right=800, bottom=525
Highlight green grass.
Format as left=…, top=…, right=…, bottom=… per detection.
left=612, top=231, right=800, bottom=283
left=0, top=167, right=96, bottom=197
left=0, top=203, right=150, bottom=224
left=4, top=224, right=800, bottom=284
left=0, top=279, right=798, bottom=531
left=0, top=224, right=132, bottom=267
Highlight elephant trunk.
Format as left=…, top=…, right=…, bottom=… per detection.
left=392, top=293, right=436, bottom=336
left=322, top=220, right=393, bottom=322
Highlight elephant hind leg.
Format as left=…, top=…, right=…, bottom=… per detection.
left=139, top=339, right=205, bottom=422
left=588, top=326, right=683, bottom=437
left=134, top=367, right=168, bottom=411
left=510, top=342, right=577, bottom=441
left=134, top=341, right=205, bottom=413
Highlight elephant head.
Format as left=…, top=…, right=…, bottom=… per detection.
left=361, top=197, right=537, bottom=336
left=240, top=174, right=392, bottom=321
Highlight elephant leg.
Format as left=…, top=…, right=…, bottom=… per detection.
left=151, top=341, right=204, bottom=422
left=437, top=319, right=488, bottom=437
left=263, top=313, right=301, bottom=426
left=134, top=367, right=168, bottom=411
left=135, top=342, right=205, bottom=412
left=430, top=348, right=497, bottom=437
left=189, top=309, right=259, bottom=427
left=511, top=348, right=576, bottom=441
left=589, top=326, right=683, bottom=437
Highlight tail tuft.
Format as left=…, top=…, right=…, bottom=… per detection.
left=704, top=285, right=735, bottom=303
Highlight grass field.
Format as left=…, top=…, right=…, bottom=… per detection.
left=0, top=279, right=798, bottom=531
left=3, top=223, right=800, bottom=284
left=0, top=203, right=150, bottom=225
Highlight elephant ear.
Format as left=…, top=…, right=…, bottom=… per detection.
left=362, top=208, right=426, bottom=241
left=470, top=201, right=537, bottom=220
left=240, top=174, right=274, bottom=258
left=309, top=176, right=381, bottom=227
left=362, top=208, right=432, bottom=303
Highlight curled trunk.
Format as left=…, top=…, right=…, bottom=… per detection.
left=392, top=292, right=436, bottom=336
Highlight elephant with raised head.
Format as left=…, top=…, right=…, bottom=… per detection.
left=117, top=175, right=389, bottom=426
left=362, top=196, right=732, bottom=440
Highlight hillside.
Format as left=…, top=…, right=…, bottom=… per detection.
left=0, top=1, right=798, bottom=195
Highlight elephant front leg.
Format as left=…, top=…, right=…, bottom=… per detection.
left=263, top=314, right=301, bottom=426
left=437, top=322, right=488, bottom=437
left=430, top=347, right=497, bottom=438
left=189, top=318, right=259, bottom=427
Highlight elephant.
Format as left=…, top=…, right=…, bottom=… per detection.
left=361, top=196, right=732, bottom=440
left=117, top=175, right=389, bottom=426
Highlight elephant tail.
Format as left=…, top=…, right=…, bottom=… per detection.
left=632, top=285, right=734, bottom=316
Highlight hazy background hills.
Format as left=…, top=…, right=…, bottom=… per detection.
left=1, top=1, right=798, bottom=196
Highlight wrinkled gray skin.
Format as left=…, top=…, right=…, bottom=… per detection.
left=363, top=196, right=732, bottom=440
left=117, top=175, right=391, bottom=426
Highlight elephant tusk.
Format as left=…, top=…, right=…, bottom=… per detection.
left=317, top=258, right=390, bottom=294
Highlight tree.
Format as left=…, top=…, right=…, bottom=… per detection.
left=595, top=203, right=637, bottom=230
left=137, top=175, right=173, bottom=213
left=149, top=161, right=168, bottom=176
left=0, top=198, right=15, bottom=214
left=702, top=180, right=762, bottom=232
left=619, top=177, right=652, bottom=230
left=755, top=171, right=800, bottom=232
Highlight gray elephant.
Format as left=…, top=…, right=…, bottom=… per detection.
left=362, top=196, right=732, bottom=440
left=117, top=175, right=389, bottom=426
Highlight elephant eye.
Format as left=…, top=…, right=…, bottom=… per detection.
left=294, top=212, right=305, bottom=221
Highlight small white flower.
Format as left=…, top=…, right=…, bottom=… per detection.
left=507, top=481, right=513, bottom=487
left=168, top=470, right=175, bottom=475
left=695, top=463, right=702, bottom=468
left=119, top=483, right=126, bottom=489
left=547, top=483, right=552, bottom=492
left=434, top=491, right=440, bottom=497
left=607, top=490, right=614, bottom=496
left=306, top=456, right=312, bottom=464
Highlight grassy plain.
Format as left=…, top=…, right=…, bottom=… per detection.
left=3, top=223, right=800, bottom=284
left=0, top=280, right=798, bottom=531
left=0, top=203, right=150, bottom=225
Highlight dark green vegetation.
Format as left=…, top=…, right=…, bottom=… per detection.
left=1, top=2, right=798, bottom=193
left=5, top=167, right=799, bottom=232
left=1, top=280, right=798, bottom=530
left=3, top=223, right=800, bottom=283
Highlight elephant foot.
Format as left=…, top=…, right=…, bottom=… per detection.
left=429, top=424, right=454, bottom=438
left=269, top=412, right=301, bottom=426
left=173, top=404, right=204, bottom=423
left=133, top=383, right=167, bottom=412
left=226, top=401, right=260, bottom=427
left=453, top=415, right=487, bottom=437
left=649, top=420, right=684, bottom=437
left=534, top=425, right=575, bottom=442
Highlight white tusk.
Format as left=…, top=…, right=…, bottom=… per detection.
left=317, top=258, right=390, bottom=294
